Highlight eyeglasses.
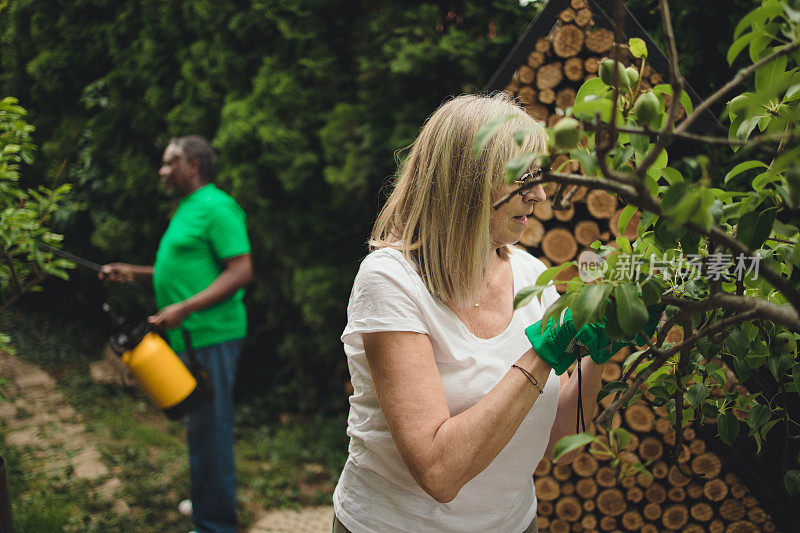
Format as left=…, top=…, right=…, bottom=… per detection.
left=513, top=168, right=544, bottom=196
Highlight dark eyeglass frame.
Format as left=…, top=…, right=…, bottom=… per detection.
left=513, top=168, right=544, bottom=196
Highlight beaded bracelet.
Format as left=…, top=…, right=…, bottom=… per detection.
left=511, top=364, right=544, bottom=394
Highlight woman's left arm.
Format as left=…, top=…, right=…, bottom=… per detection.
left=543, top=357, right=605, bottom=464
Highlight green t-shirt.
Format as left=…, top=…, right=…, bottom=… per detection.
left=153, top=184, right=251, bottom=352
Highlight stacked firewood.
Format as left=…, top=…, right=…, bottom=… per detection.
left=532, top=352, right=777, bottom=532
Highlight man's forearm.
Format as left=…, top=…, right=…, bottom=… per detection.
left=130, top=265, right=155, bottom=281
left=180, top=267, right=249, bottom=315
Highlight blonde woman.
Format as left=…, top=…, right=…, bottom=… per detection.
left=332, top=94, right=607, bottom=533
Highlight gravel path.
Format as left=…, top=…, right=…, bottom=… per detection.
left=2, top=349, right=335, bottom=531
left=0, top=351, right=129, bottom=513
left=247, top=505, right=334, bottom=532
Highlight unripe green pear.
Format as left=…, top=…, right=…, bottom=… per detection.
left=634, top=90, right=660, bottom=126
left=775, top=331, right=797, bottom=354
left=551, top=117, right=582, bottom=150
left=625, top=66, right=640, bottom=88
left=599, top=59, right=629, bottom=89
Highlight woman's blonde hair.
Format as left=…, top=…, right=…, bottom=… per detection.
left=370, top=93, right=547, bottom=305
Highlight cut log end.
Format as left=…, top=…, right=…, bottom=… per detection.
left=552, top=25, right=584, bottom=58
left=585, top=189, right=619, bottom=218
left=536, top=62, right=564, bottom=90
left=541, top=227, right=578, bottom=263
left=585, top=27, right=614, bottom=53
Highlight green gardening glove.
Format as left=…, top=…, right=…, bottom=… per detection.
left=525, top=308, right=611, bottom=374
left=524, top=309, right=578, bottom=375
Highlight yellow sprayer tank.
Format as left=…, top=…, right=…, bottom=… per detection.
left=121, top=332, right=204, bottom=419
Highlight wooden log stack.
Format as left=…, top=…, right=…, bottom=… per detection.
left=532, top=351, right=777, bottom=532
left=505, top=2, right=779, bottom=530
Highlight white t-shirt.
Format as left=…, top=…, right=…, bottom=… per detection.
left=333, top=246, right=562, bottom=533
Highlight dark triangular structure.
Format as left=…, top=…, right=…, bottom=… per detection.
left=486, top=0, right=718, bottom=132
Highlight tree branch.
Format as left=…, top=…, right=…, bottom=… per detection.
left=598, top=308, right=760, bottom=427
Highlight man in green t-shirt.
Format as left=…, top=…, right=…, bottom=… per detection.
left=102, top=135, right=252, bottom=533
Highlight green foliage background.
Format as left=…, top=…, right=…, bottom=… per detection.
left=0, top=0, right=754, bottom=415
left=0, top=0, right=542, bottom=414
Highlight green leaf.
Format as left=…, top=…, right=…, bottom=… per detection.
left=611, top=144, right=635, bottom=170
left=574, top=77, right=609, bottom=105
left=604, top=298, right=625, bottom=340
left=536, top=262, right=575, bottom=287
left=736, top=115, right=762, bottom=141
left=680, top=229, right=702, bottom=255
left=733, top=357, right=751, bottom=383
left=793, top=363, right=800, bottom=397
left=787, top=83, right=800, bottom=101
left=614, top=283, right=648, bottom=336
left=661, top=167, right=683, bottom=185
left=644, top=146, right=668, bottom=180
left=505, top=153, right=538, bottom=184
left=513, top=125, right=544, bottom=147
left=570, top=148, right=599, bottom=176
left=752, top=171, right=782, bottom=192
left=661, top=181, right=689, bottom=212
left=631, top=131, right=649, bottom=158
left=474, top=115, right=513, bottom=158
left=513, top=284, right=549, bottom=310
left=734, top=3, right=785, bottom=39
left=597, top=380, right=628, bottom=403
left=611, top=427, right=631, bottom=451
left=539, top=297, right=570, bottom=334
left=724, top=160, right=768, bottom=185
left=572, top=283, right=610, bottom=329
left=552, top=432, right=597, bottom=462
left=718, top=412, right=740, bottom=445
left=761, top=418, right=780, bottom=440
left=728, top=32, right=756, bottom=65
left=617, top=205, right=638, bottom=237
left=737, top=211, right=776, bottom=250
left=725, top=328, right=750, bottom=359
left=669, top=189, right=702, bottom=227
left=755, top=54, right=787, bottom=94
left=687, top=383, right=709, bottom=409
left=768, top=352, right=793, bottom=380
left=572, top=97, right=614, bottom=123
left=653, top=84, right=693, bottom=115
left=748, top=404, right=771, bottom=430
left=701, top=401, right=719, bottom=419
left=654, top=218, right=687, bottom=249
left=616, top=236, right=632, bottom=255
left=785, top=470, right=800, bottom=497
left=641, top=278, right=667, bottom=306
left=629, top=38, right=647, bottom=59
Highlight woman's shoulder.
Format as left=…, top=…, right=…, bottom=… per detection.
left=356, top=247, right=419, bottom=286
left=507, top=246, right=549, bottom=277
left=360, top=246, right=410, bottom=270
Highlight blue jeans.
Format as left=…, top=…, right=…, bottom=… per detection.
left=179, top=339, right=241, bottom=533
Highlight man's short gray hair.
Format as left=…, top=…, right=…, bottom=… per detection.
left=169, top=135, right=217, bottom=182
